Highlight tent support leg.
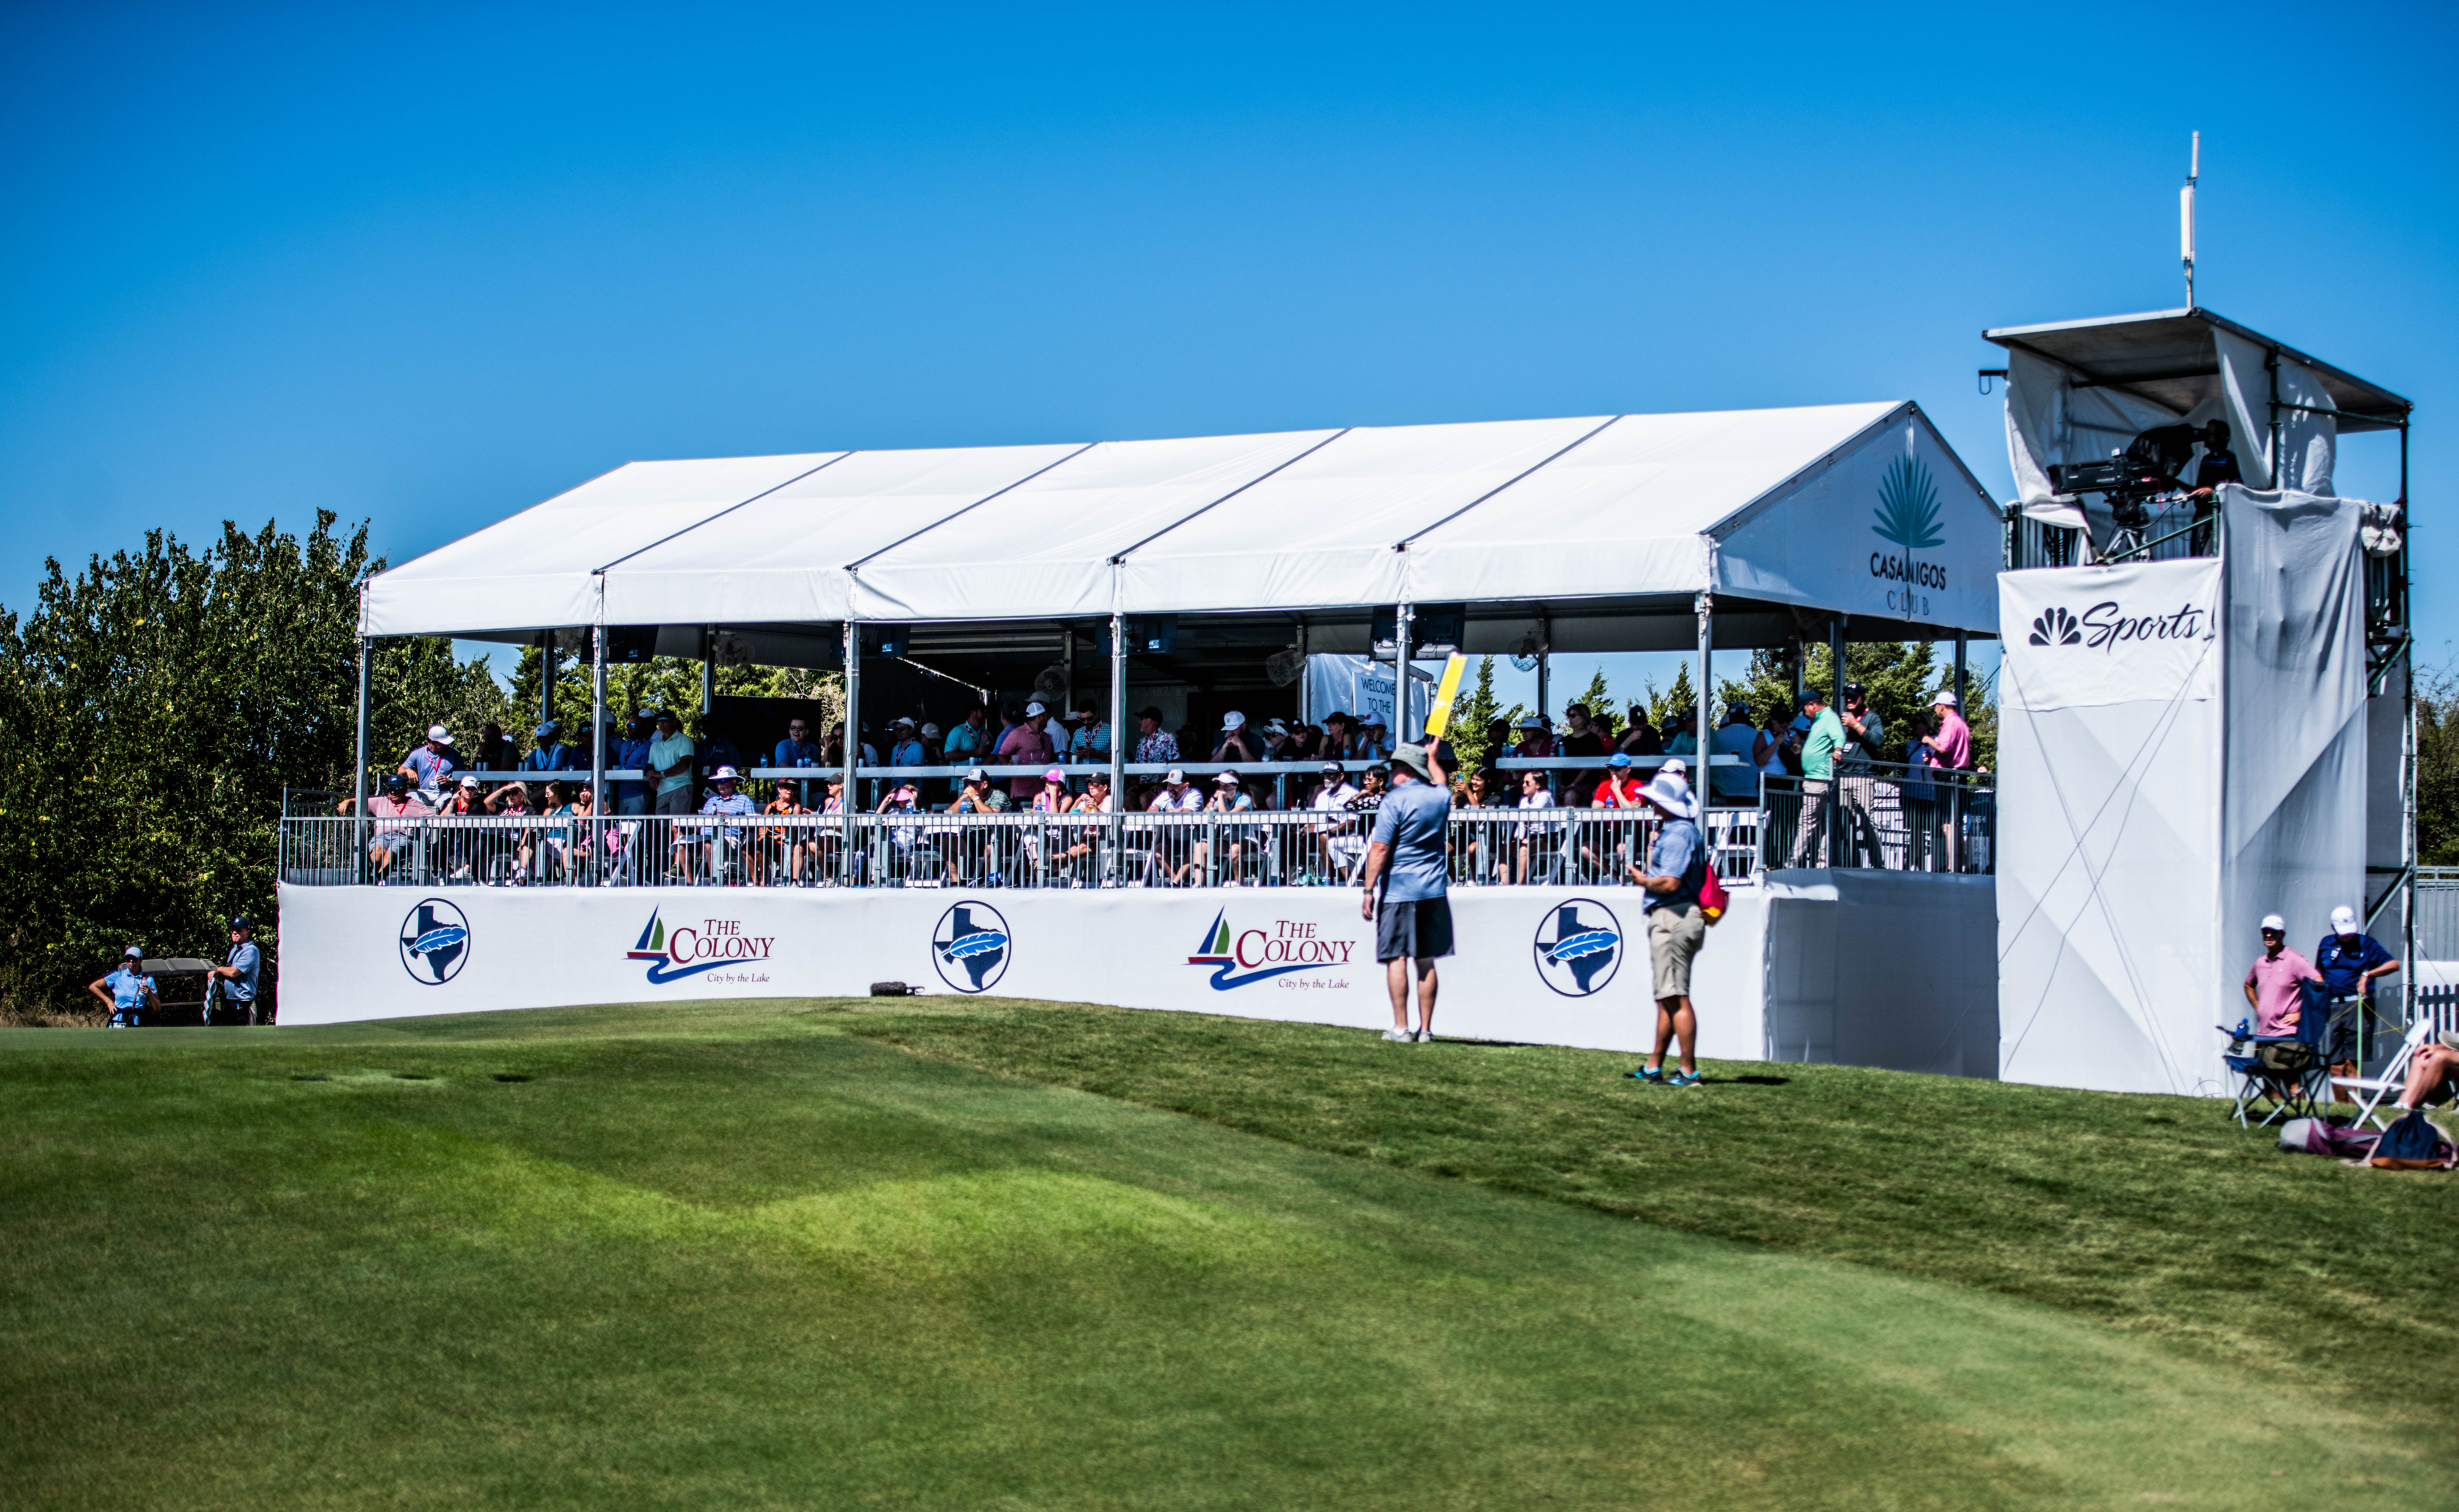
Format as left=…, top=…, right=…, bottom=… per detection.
left=355, top=638, right=371, bottom=884
left=1953, top=634, right=1967, bottom=709
left=1109, top=612, right=1126, bottom=880
left=842, top=621, right=861, bottom=885
left=1537, top=614, right=1550, bottom=731
left=1395, top=602, right=1414, bottom=744
left=540, top=629, right=554, bottom=731
left=590, top=626, right=606, bottom=818
left=700, top=625, right=714, bottom=724
left=1696, top=592, right=1714, bottom=797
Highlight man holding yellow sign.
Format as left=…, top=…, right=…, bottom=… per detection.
left=1359, top=653, right=1465, bottom=1043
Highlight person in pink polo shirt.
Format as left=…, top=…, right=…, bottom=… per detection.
left=2243, top=913, right=2321, bottom=1037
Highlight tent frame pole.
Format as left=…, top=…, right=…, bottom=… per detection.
left=841, top=620, right=861, bottom=884
left=354, top=637, right=372, bottom=884
left=1537, top=613, right=1550, bottom=733
left=1109, top=612, right=1127, bottom=878
left=539, top=629, right=554, bottom=733
left=590, top=623, right=606, bottom=818
left=1395, top=602, right=1414, bottom=745
left=1695, top=592, right=1714, bottom=793
left=1953, top=634, right=1968, bottom=709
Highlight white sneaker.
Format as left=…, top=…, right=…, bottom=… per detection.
left=1414, top=1029, right=1435, bottom=1043
left=1380, top=1028, right=1412, bottom=1042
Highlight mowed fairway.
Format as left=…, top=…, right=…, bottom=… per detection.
left=4, top=1000, right=2451, bottom=1510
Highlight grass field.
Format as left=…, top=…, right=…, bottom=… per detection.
left=5, top=998, right=2453, bottom=1510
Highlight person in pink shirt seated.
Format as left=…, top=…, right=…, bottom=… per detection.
left=2243, top=913, right=2321, bottom=1038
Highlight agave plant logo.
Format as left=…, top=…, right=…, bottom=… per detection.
left=1871, top=458, right=1945, bottom=552
left=2029, top=607, right=2083, bottom=647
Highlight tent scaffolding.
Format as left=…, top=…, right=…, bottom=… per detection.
left=1984, top=307, right=2416, bottom=1093
left=354, top=399, right=2006, bottom=874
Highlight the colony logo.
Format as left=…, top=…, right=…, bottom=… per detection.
left=1186, top=910, right=1357, bottom=990
left=931, top=901, right=1011, bottom=994
left=626, top=909, right=774, bottom=985
left=399, top=899, right=470, bottom=985
left=2028, top=600, right=2209, bottom=652
left=1532, top=899, right=1622, bottom=997
left=1869, top=456, right=1949, bottom=617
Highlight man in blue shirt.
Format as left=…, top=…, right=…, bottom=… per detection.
left=612, top=711, right=655, bottom=815
left=1359, top=741, right=1451, bottom=1043
left=772, top=716, right=824, bottom=805
left=1627, top=769, right=1708, bottom=1087
left=2317, top=904, right=2401, bottom=1070
left=88, top=945, right=159, bottom=1029
left=206, top=917, right=263, bottom=1025
left=520, top=720, right=576, bottom=773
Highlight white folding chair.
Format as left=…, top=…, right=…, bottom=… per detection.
left=2329, top=1018, right=2435, bottom=1131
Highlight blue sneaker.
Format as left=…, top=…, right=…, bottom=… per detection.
left=1667, top=1069, right=1703, bottom=1088
left=1626, top=1065, right=1664, bottom=1084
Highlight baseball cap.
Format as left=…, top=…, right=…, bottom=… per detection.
left=1660, top=757, right=1688, bottom=778
left=1842, top=682, right=1864, bottom=698
left=2331, top=905, right=2358, bottom=933
left=1043, top=767, right=1066, bottom=783
left=383, top=773, right=409, bottom=790
left=1214, top=769, right=1241, bottom=784
left=427, top=724, right=450, bottom=741
left=1932, top=689, right=1958, bottom=707
left=966, top=766, right=988, bottom=783
left=1796, top=690, right=1823, bottom=708
left=1321, top=761, right=1344, bottom=775
left=1264, top=717, right=1288, bottom=734
left=1165, top=767, right=1187, bottom=785
left=1608, top=752, right=1633, bottom=768
left=1139, top=706, right=1164, bottom=721
left=229, top=916, right=252, bottom=931
left=892, top=716, right=915, bottom=728
left=713, top=765, right=739, bottom=781
left=1517, top=715, right=1544, bottom=729
left=1221, top=711, right=1245, bottom=730
left=1025, top=701, right=1047, bottom=716
left=535, top=720, right=559, bottom=736
left=123, top=944, right=142, bottom=958
left=2261, top=913, right=2287, bottom=933
left=459, top=774, right=480, bottom=788
left=921, top=723, right=940, bottom=737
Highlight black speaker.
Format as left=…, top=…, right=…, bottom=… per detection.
left=599, top=626, right=658, bottom=664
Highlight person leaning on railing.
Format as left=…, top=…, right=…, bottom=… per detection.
left=336, top=774, right=430, bottom=883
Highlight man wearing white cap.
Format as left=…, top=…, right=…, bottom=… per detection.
left=1626, top=766, right=1709, bottom=1086
left=679, top=765, right=756, bottom=883
left=1919, top=688, right=1975, bottom=869
left=1213, top=711, right=1260, bottom=764
left=399, top=723, right=459, bottom=801
left=2315, top=904, right=2400, bottom=1073
left=2244, top=914, right=2322, bottom=1039
left=998, top=702, right=1056, bottom=802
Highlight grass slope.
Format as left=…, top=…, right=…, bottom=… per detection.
left=0, top=1000, right=2445, bottom=1510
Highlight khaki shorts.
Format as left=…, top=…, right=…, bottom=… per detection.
left=1647, top=903, right=1706, bottom=999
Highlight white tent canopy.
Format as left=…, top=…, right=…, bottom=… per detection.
left=361, top=400, right=2005, bottom=640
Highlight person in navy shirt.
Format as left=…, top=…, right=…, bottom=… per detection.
left=206, top=917, right=263, bottom=1025
left=520, top=720, right=577, bottom=772
left=772, top=716, right=824, bottom=805
left=2316, top=904, right=2400, bottom=1070
left=89, top=945, right=159, bottom=1028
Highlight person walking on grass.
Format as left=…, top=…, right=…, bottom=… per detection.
left=1626, top=766, right=1708, bottom=1087
left=1359, top=741, right=1450, bottom=1043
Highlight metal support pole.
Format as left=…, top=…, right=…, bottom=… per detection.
left=1695, top=592, right=1714, bottom=796
left=354, top=638, right=372, bottom=883
left=1953, top=634, right=1968, bottom=708
left=1109, top=611, right=1127, bottom=878
left=700, top=625, right=714, bottom=723
left=841, top=621, right=861, bottom=884
left=539, top=629, right=555, bottom=731
left=1829, top=618, right=1846, bottom=709
left=590, top=624, right=606, bottom=817
left=1295, top=621, right=1309, bottom=728
left=1395, top=602, right=1414, bottom=745
left=1536, top=613, right=1551, bottom=734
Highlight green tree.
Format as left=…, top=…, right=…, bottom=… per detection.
left=1445, top=656, right=1526, bottom=772
left=2419, top=663, right=2459, bottom=866
left=1565, top=665, right=1614, bottom=729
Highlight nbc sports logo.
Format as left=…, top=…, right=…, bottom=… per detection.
left=2029, top=607, right=2083, bottom=647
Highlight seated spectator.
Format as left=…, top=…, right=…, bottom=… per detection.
left=1582, top=752, right=1649, bottom=878
left=1619, top=707, right=1662, bottom=756
left=2244, top=913, right=2321, bottom=1037
left=337, top=774, right=431, bottom=882
left=1460, top=768, right=1495, bottom=808
left=400, top=724, right=458, bottom=801
left=2394, top=1034, right=2459, bottom=1110
left=520, top=720, right=576, bottom=773
left=1514, top=768, right=1564, bottom=883
left=678, top=766, right=755, bottom=884
left=1259, top=718, right=1294, bottom=759
left=89, top=945, right=159, bottom=1029
left=759, top=781, right=813, bottom=886
left=772, top=717, right=824, bottom=805
left=1481, top=717, right=1513, bottom=765
left=1592, top=751, right=1646, bottom=809
left=435, top=773, right=488, bottom=883
left=1711, top=704, right=1761, bottom=804
left=1187, top=770, right=1260, bottom=884
left=1358, top=720, right=1393, bottom=760
left=1662, top=710, right=1698, bottom=757
left=1133, top=707, right=1180, bottom=765
left=1284, top=723, right=1324, bottom=764
left=1213, top=711, right=1261, bottom=763
left=1562, top=703, right=1610, bottom=794
left=471, top=721, right=518, bottom=778
left=539, top=779, right=584, bottom=882
left=1512, top=715, right=1555, bottom=759
left=888, top=717, right=927, bottom=769
left=871, top=778, right=936, bottom=880
left=1320, top=711, right=1357, bottom=760
left=1031, top=766, right=1072, bottom=814
left=999, top=702, right=1058, bottom=802
left=943, top=704, right=990, bottom=762
left=950, top=767, right=1011, bottom=813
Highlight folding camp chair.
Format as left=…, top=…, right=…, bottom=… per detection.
left=2329, top=1017, right=2437, bottom=1132
left=2227, top=980, right=2333, bottom=1128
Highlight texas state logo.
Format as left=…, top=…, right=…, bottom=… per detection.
left=399, top=899, right=470, bottom=985
left=1187, top=909, right=1358, bottom=991
left=626, top=909, right=775, bottom=986
left=932, top=902, right=1011, bottom=994
left=1532, top=899, right=1623, bottom=997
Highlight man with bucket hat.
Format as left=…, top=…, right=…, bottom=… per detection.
left=1359, top=741, right=1451, bottom=1043
left=1626, top=765, right=1709, bottom=1087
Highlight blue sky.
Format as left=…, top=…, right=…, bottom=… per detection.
left=3, top=3, right=2451, bottom=712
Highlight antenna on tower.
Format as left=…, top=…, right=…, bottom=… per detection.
left=2180, top=130, right=2200, bottom=308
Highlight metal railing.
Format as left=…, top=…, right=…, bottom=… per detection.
left=1757, top=763, right=1994, bottom=874
left=280, top=807, right=1768, bottom=891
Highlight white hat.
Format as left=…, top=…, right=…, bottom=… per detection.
left=1165, top=768, right=1187, bottom=785
left=1659, top=756, right=1687, bottom=778
left=123, top=944, right=142, bottom=958
left=892, top=716, right=915, bottom=728
left=2261, top=913, right=2287, bottom=932
left=1264, top=717, right=1289, bottom=734
left=2331, top=905, right=2359, bottom=934
left=966, top=766, right=988, bottom=782
left=1932, top=689, right=1959, bottom=707
left=459, top=774, right=481, bottom=788
left=1517, top=715, right=1545, bottom=729
left=1214, top=769, right=1241, bottom=785
left=427, top=724, right=450, bottom=741
left=713, top=765, right=740, bottom=781
left=1638, top=769, right=1696, bottom=820
left=1025, top=701, right=1047, bottom=716
left=1221, top=711, right=1246, bottom=730
left=921, top=723, right=941, bottom=737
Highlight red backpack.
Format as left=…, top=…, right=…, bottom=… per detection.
left=1697, top=853, right=1729, bottom=924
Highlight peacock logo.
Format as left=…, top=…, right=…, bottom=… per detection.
left=1871, top=457, right=1945, bottom=552
left=2029, top=607, right=2083, bottom=647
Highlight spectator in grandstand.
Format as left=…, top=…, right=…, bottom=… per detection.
left=1661, top=710, right=1698, bottom=758
left=1459, top=768, right=1495, bottom=807
left=337, top=773, right=431, bottom=882
left=648, top=711, right=696, bottom=818
left=1786, top=690, right=1844, bottom=868
left=1711, top=704, right=1762, bottom=805
left=871, top=778, right=933, bottom=880
left=1580, top=751, right=1649, bottom=877
left=1213, top=711, right=1262, bottom=764
left=535, top=779, right=585, bottom=882
left=1619, top=706, right=1663, bottom=757
left=1067, top=703, right=1112, bottom=763
left=610, top=711, right=654, bottom=815
left=1031, top=766, right=1072, bottom=813
left=400, top=724, right=458, bottom=799
left=943, top=705, right=990, bottom=764
left=1922, top=689, right=1971, bottom=769
left=471, top=721, right=518, bottom=779
left=1756, top=706, right=1791, bottom=782
left=1627, top=765, right=1707, bottom=1087
left=1900, top=710, right=1942, bottom=872
left=1361, top=741, right=1451, bottom=1043
left=756, top=780, right=811, bottom=886
left=1320, top=711, right=1357, bottom=760
left=888, top=717, right=928, bottom=770
left=772, top=717, right=824, bottom=805
left=672, top=766, right=753, bottom=884
left=1514, top=766, right=1565, bottom=883
left=950, top=767, right=1012, bottom=813
left=207, top=917, right=263, bottom=1025
left=998, top=702, right=1058, bottom=801
left=1284, top=723, right=1324, bottom=764
left=1512, top=714, right=1555, bottom=759
left=521, top=720, right=576, bottom=773
left=90, top=945, right=160, bottom=1029
left=695, top=719, right=743, bottom=789
left=1350, top=765, right=1388, bottom=813
left=1834, top=682, right=1886, bottom=868
left=1127, top=707, right=1176, bottom=766
left=1151, top=767, right=1203, bottom=812
left=1306, top=760, right=1363, bottom=884
left=1359, top=720, right=1394, bottom=760
left=434, top=772, right=489, bottom=883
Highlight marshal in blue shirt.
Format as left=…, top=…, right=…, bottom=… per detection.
left=2315, top=931, right=2395, bottom=997
left=1367, top=777, right=1451, bottom=902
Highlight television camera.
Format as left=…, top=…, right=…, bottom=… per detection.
left=2047, top=425, right=2200, bottom=556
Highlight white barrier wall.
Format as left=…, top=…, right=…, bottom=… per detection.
left=281, top=883, right=1772, bottom=1057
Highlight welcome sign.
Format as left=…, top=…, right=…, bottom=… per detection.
left=1999, top=559, right=2221, bottom=714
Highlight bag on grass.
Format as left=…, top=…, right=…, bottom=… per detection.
left=2276, top=1118, right=2378, bottom=1160
left=2367, top=1109, right=2457, bottom=1170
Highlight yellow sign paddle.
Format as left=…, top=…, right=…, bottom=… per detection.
left=1420, top=653, right=1470, bottom=740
